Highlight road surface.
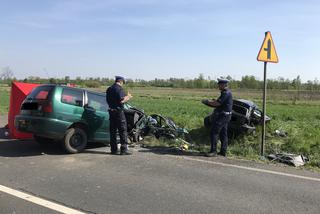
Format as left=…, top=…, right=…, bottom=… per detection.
left=0, top=115, right=319, bottom=214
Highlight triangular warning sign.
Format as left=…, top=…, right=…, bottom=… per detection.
left=257, top=31, right=279, bottom=63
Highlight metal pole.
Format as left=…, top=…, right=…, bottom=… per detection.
left=261, top=62, right=267, bottom=157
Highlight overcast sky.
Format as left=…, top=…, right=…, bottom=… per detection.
left=0, top=0, right=319, bottom=82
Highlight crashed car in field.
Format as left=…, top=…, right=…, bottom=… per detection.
left=15, top=84, right=186, bottom=153
left=204, top=99, right=271, bottom=137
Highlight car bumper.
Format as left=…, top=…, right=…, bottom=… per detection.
left=14, top=115, right=70, bottom=139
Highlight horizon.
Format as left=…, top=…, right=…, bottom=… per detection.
left=10, top=73, right=317, bottom=85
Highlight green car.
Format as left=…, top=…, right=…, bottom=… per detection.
left=14, top=84, right=146, bottom=153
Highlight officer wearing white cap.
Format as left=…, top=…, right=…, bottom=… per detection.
left=205, top=77, right=233, bottom=157
left=106, top=76, right=133, bottom=155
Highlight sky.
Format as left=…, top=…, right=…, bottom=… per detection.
left=0, top=0, right=320, bottom=82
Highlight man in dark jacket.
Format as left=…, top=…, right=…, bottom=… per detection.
left=106, top=76, right=133, bottom=155
left=205, top=78, right=233, bottom=157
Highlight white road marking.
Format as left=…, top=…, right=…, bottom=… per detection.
left=0, top=185, right=86, bottom=214
left=171, top=155, right=320, bottom=182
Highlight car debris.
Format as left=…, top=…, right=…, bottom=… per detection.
left=267, top=153, right=309, bottom=167
left=203, top=99, right=271, bottom=137
left=146, top=114, right=188, bottom=139
left=273, top=129, right=288, bottom=137
left=177, top=139, right=192, bottom=151
left=123, top=103, right=189, bottom=144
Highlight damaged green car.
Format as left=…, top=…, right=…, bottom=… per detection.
left=15, top=84, right=187, bottom=154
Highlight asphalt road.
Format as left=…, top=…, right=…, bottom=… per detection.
left=0, top=191, right=59, bottom=214
left=0, top=115, right=320, bottom=214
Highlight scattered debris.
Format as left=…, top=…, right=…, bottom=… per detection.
left=176, top=138, right=192, bottom=151
left=267, top=153, right=309, bottom=167
left=124, top=103, right=189, bottom=144
left=146, top=114, right=188, bottom=139
left=273, top=129, right=288, bottom=137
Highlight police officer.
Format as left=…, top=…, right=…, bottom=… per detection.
left=205, top=78, right=233, bottom=157
left=106, top=76, right=133, bottom=155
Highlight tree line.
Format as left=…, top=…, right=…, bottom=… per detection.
left=1, top=67, right=320, bottom=91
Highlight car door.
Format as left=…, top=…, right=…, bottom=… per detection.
left=56, top=87, right=85, bottom=125
left=84, top=91, right=109, bottom=142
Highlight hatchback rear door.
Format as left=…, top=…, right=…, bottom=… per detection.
left=20, top=85, right=55, bottom=117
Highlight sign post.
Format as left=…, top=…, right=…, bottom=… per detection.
left=257, top=31, right=278, bottom=157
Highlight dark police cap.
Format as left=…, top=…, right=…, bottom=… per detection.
left=217, top=77, right=229, bottom=84
left=115, top=76, right=125, bottom=83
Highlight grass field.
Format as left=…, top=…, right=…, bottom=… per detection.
left=127, top=87, right=320, bottom=168
left=1, top=85, right=319, bottom=168
left=0, top=85, right=10, bottom=115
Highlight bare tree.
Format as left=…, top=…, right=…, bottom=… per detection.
left=0, top=66, right=14, bottom=80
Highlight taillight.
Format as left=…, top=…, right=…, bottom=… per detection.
left=43, top=102, right=53, bottom=113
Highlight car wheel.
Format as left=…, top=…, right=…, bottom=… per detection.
left=34, top=135, right=54, bottom=144
left=63, top=128, right=87, bottom=154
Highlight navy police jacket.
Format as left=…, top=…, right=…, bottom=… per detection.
left=106, top=83, right=125, bottom=109
left=214, top=89, right=233, bottom=113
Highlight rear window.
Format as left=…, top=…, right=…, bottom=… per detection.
left=27, top=86, right=53, bottom=100
left=61, top=88, right=83, bottom=107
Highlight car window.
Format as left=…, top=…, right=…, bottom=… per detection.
left=61, top=88, right=83, bottom=107
left=233, top=104, right=248, bottom=115
left=87, top=92, right=107, bottom=112
left=27, top=86, right=53, bottom=100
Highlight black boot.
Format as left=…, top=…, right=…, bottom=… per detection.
left=205, top=151, right=217, bottom=157
left=218, top=151, right=227, bottom=157
left=110, top=144, right=118, bottom=155
left=120, top=145, right=132, bottom=155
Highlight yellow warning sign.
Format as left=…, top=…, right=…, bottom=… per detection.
left=257, top=31, right=279, bottom=63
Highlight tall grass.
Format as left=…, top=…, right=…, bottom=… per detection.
left=130, top=88, right=320, bottom=168
left=0, top=89, right=10, bottom=115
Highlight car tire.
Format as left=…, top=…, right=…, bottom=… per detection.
left=63, top=128, right=87, bottom=154
left=34, top=135, right=54, bottom=144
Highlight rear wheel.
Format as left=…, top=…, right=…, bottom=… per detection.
left=63, top=128, right=87, bottom=154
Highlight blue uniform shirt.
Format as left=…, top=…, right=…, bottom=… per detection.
left=106, top=83, right=125, bottom=109
left=215, top=89, right=233, bottom=113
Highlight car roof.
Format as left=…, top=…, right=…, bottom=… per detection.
left=234, top=99, right=257, bottom=108
left=39, top=84, right=105, bottom=96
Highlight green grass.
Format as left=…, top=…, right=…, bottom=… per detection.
left=128, top=88, right=320, bottom=168
left=0, top=88, right=10, bottom=115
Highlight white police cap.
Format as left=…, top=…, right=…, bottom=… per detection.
left=217, top=77, right=229, bottom=84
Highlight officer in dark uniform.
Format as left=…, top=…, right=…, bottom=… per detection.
left=205, top=78, right=233, bottom=157
left=106, top=76, right=133, bottom=155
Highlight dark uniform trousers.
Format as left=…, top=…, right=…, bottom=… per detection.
left=210, top=113, right=232, bottom=153
left=109, top=109, right=128, bottom=152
